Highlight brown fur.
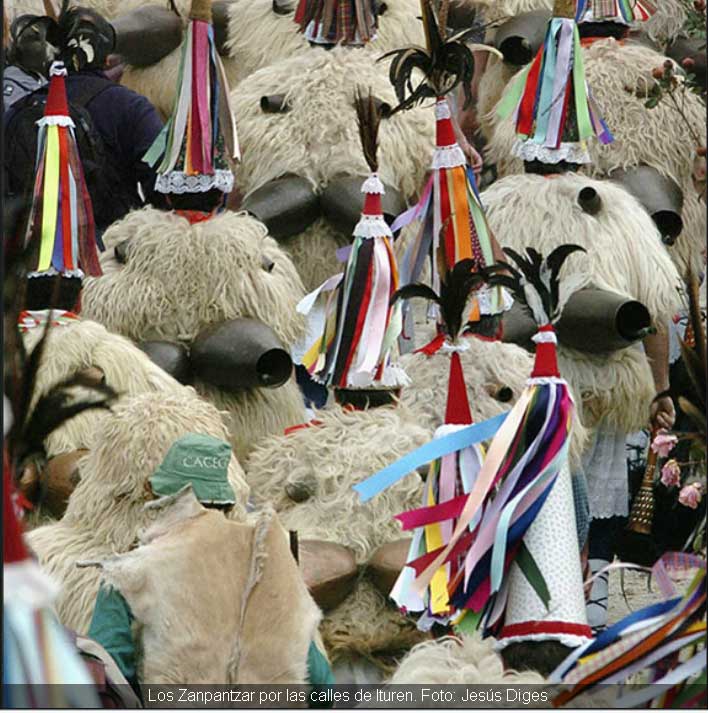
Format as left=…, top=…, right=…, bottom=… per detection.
left=93, top=489, right=320, bottom=685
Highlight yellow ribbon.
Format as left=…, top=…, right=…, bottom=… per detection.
left=38, top=126, right=60, bottom=272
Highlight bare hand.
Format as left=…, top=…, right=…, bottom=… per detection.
left=650, top=395, right=676, bottom=431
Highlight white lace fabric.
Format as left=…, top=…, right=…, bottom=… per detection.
left=155, top=169, right=234, bottom=195
left=512, top=138, right=591, bottom=165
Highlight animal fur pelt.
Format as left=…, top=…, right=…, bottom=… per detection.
left=482, top=173, right=682, bottom=431
left=22, top=319, right=186, bottom=458
left=245, top=403, right=430, bottom=665
left=81, top=207, right=306, bottom=459
left=387, top=634, right=545, bottom=684
left=225, top=0, right=424, bottom=80
left=320, top=579, right=428, bottom=672
left=246, top=404, right=429, bottom=561
left=232, top=47, right=435, bottom=289
left=84, top=207, right=305, bottom=348
left=89, top=488, right=320, bottom=685
left=485, top=39, right=706, bottom=275
left=400, top=335, right=588, bottom=470
left=26, top=391, right=249, bottom=634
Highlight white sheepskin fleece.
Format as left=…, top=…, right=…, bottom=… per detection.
left=232, top=47, right=434, bottom=288
left=225, top=0, right=424, bottom=81
left=21, top=318, right=187, bottom=457
left=233, top=49, right=434, bottom=198
left=485, top=39, right=706, bottom=274
left=81, top=207, right=307, bottom=460
left=387, top=634, right=545, bottom=685
left=26, top=391, right=250, bottom=635
left=482, top=172, right=683, bottom=430
left=245, top=403, right=431, bottom=664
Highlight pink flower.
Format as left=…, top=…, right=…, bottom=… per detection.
left=660, top=459, right=682, bottom=487
left=651, top=430, right=678, bottom=458
left=678, top=483, right=703, bottom=509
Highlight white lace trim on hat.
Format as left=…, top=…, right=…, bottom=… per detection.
left=155, top=169, right=234, bottom=195
left=345, top=363, right=410, bottom=389
left=431, top=144, right=467, bottom=169
left=37, top=115, right=75, bottom=128
left=475, top=284, right=514, bottom=316
left=353, top=214, right=393, bottom=239
left=28, top=267, right=84, bottom=279
left=526, top=376, right=567, bottom=386
left=361, top=173, right=385, bottom=194
left=435, top=100, right=452, bottom=120
left=49, top=61, right=68, bottom=77
left=533, top=330, right=558, bottom=344
left=512, top=139, right=591, bottom=165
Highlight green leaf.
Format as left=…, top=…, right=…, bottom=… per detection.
left=516, top=541, right=551, bottom=610
left=645, top=96, right=660, bottom=109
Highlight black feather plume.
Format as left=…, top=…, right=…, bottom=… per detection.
left=379, top=0, right=476, bottom=114
left=391, top=258, right=491, bottom=340
left=485, top=244, right=586, bottom=325
left=355, top=87, right=381, bottom=173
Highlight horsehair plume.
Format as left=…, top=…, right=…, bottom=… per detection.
left=355, top=88, right=381, bottom=174
left=391, top=258, right=493, bottom=340
left=379, top=0, right=477, bottom=114
left=486, top=244, right=586, bottom=325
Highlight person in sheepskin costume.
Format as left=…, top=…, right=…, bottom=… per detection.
left=82, top=0, right=309, bottom=462
left=80, top=209, right=308, bottom=463
left=84, top=433, right=330, bottom=691
left=25, top=391, right=250, bottom=635
left=482, top=3, right=706, bottom=276
left=231, top=47, right=435, bottom=292
left=482, top=173, right=683, bottom=630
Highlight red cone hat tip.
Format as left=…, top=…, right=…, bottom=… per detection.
left=531, top=325, right=560, bottom=378
left=363, top=192, right=383, bottom=216
left=444, top=351, right=473, bottom=425
left=45, top=62, right=70, bottom=117
left=435, top=99, right=457, bottom=148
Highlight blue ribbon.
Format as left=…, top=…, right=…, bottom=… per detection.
left=353, top=412, right=508, bottom=502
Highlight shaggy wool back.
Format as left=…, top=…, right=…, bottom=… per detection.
left=482, top=172, right=683, bottom=431
left=232, top=48, right=434, bottom=201
left=83, top=207, right=305, bottom=348
left=231, top=48, right=435, bottom=289
left=26, top=391, right=249, bottom=634
left=22, top=319, right=187, bottom=457
left=387, top=634, right=545, bottom=684
left=81, top=207, right=308, bottom=459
